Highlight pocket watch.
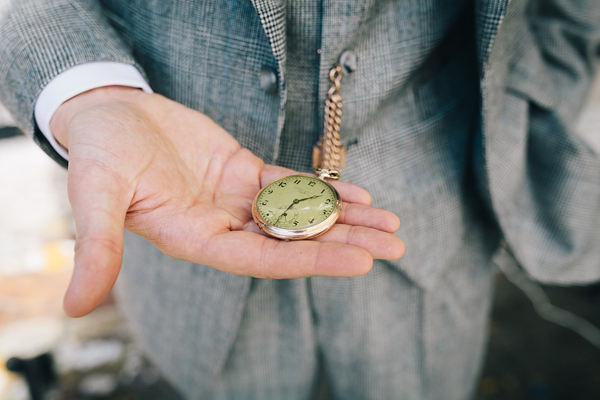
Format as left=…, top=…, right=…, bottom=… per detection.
left=252, top=64, right=346, bottom=240
left=251, top=173, right=342, bottom=240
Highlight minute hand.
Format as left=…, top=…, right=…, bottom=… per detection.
left=296, top=195, right=322, bottom=203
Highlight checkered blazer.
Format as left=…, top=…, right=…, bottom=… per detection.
left=0, top=0, right=599, bottom=398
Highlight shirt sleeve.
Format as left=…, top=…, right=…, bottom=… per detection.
left=34, top=62, right=153, bottom=161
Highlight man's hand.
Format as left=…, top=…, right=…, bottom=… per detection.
left=51, top=86, right=405, bottom=317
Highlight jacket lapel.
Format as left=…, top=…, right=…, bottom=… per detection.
left=250, top=0, right=287, bottom=89
left=479, top=0, right=523, bottom=145
left=478, top=0, right=526, bottom=222
left=474, top=0, right=511, bottom=68
left=249, top=0, right=287, bottom=161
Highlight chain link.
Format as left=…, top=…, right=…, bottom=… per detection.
left=313, top=64, right=345, bottom=180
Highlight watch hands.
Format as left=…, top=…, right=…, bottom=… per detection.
left=275, top=195, right=323, bottom=224
left=275, top=202, right=295, bottom=224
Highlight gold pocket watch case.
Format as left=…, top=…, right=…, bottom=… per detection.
left=252, top=174, right=342, bottom=240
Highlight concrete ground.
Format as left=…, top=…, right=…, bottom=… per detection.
left=0, top=78, right=598, bottom=399
left=476, top=273, right=600, bottom=400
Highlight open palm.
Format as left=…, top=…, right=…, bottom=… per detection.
left=52, top=87, right=404, bottom=316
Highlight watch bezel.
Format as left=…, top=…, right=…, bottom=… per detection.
left=251, top=175, right=342, bottom=240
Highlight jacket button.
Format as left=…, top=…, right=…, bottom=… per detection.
left=260, top=66, right=278, bottom=95
left=339, top=50, right=357, bottom=74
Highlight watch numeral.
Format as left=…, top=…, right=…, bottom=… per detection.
left=267, top=189, right=273, bottom=194
left=261, top=200, right=269, bottom=206
left=323, top=210, right=328, bottom=215
left=320, top=189, right=325, bottom=194
left=325, top=198, right=331, bottom=204
left=308, top=218, right=314, bottom=224
left=278, top=182, right=287, bottom=187
left=294, top=179, right=301, bottom=184
left=293, top=221, right=299, bottom=226
left=308, top=181, right=316, bottom=187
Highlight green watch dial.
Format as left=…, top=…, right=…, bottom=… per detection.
left=252, top=174, right=342, bottom=239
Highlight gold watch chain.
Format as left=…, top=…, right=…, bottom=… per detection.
left=313, top=64, right=345, bottom=180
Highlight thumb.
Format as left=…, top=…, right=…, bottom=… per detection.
left=64, top=163, right=130, bottom=317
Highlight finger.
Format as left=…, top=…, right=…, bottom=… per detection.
left=240, top=203, right=403, bottom=259
left=64, top=162, right=130, bottom=317
left=338, top=202, right=401, bottom=233
left=315, top=224, right=405, bottom=260
left=196, top=231, right=373, bottom=279
left=260, top=165, right=372, bottom=205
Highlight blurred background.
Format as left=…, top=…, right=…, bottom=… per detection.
left=0, top=53, right=599, bottom=400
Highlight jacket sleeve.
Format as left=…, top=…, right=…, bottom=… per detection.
left=497, top=0, right=600, bottom=284
left=511, top=0, right=600, bottom=120
left=0, top=0, right=145, bottom=168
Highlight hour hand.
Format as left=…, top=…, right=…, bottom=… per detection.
left=276, top=201, right=297, bottom=224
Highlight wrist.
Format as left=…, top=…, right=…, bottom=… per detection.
left=50, top=85, right=144, bottom=149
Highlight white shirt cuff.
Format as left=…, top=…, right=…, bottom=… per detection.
left=35, top=62, right=153, bottom=161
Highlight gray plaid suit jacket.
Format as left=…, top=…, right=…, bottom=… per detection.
left=1, top=0, right=599, bottom=398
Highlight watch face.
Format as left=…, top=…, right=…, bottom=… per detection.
left=252, top=175, right=342, bottom=239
